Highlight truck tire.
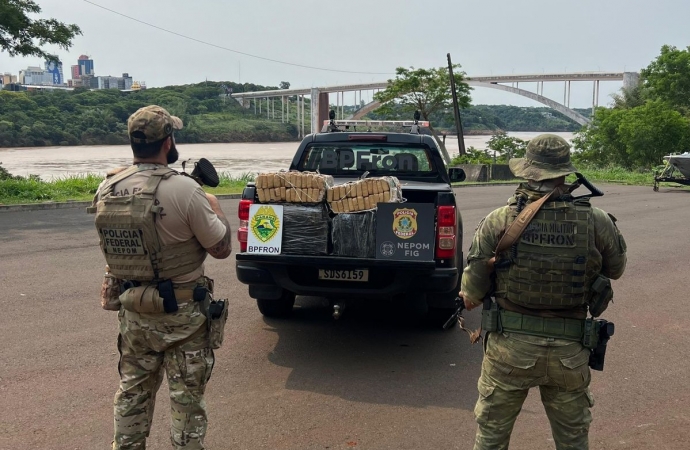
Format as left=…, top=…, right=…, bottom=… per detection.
left=256, top=290, right=295, bottom=317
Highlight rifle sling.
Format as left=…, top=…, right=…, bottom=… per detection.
left=494, top=188, right=560, bottom=255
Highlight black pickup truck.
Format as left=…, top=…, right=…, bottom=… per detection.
left=235, top=124, right=466, bottom=326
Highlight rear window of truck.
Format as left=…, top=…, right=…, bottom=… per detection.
left=300, top=144, right=435, bottom=175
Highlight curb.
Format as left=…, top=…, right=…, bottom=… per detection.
left=0, top=193, right=243, bottom=213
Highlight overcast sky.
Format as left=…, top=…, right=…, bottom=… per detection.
left=1, top=0, right=689, bottom=109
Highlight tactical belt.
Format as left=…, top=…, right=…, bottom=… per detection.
left=123, top=279, right=207, bottom=303
left=499, top=309, right=585, bottom=341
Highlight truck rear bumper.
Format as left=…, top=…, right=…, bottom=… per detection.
left=235, top=254, right=458, bottom=300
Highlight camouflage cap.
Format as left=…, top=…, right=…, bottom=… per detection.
left=127, top=105, right=183, bottom=144
left=508, top=134, right=577, bottom=182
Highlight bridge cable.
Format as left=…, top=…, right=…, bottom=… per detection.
left=82, top=1, right=394, bottom=76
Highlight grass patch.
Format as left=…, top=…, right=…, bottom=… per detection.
left=451, top=164, right=686, bottom=188
left=0, top=171, right=253, bottom=205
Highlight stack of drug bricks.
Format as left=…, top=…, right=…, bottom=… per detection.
left=256, top=171, right=333, bottom=203
left=327, top=176, right=401, bottom=213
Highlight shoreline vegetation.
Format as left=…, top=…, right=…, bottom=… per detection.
left=0, top=164, right=678, bottom=205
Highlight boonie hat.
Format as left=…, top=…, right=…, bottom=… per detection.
left=127, top=105, right=183, bottom=144
left=508, top=134, right=578, bottom=182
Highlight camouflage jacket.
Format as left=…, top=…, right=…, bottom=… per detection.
left=461, top=184, right=627, bottom=308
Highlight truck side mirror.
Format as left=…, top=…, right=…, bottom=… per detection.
left=448, top=167, right=466, bottom=182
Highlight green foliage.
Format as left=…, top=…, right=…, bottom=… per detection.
left=574, top=45, right=690, bottom=169
left=448, top=133, right=528, bottom=165
left=374, top=65, right=472, bottom=118
left=574, top=100, right=690, bottom=169
left=374, top=65, right=472, bottom=161
left=0, top=0, right=81, bottom=60
left=641, top=45, right=690, bottom=113
left=567, top=164, right=657, bottom=185
left=487, top=132, right=527, bottom=160
left=450, top=147, right=493, bottom=165
left=0, top=170, right=252, bottom=204
left=0, top=81, right=300, bottom=147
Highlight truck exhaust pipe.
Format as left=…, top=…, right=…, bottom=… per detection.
left=333, top=302, right=346, bottom=320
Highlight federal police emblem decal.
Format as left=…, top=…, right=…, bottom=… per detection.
left=251, top=205, right=281, bottom=243
left=392, top=208, right=418, bottom=240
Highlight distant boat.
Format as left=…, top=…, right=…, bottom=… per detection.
left=663, top=153, right=690, bottom=178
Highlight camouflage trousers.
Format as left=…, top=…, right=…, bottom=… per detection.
left=473, top=331, right=594, bottom=450
left=113, top=302, right=215, bottom=450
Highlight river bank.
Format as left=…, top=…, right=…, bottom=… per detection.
left=0, top=133, right=575, bottom=180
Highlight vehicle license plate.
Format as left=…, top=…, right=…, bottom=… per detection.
left=318, top=269, right=369, bottom=282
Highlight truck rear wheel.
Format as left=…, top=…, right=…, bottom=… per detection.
left=256, top=290, right=295, bottom=317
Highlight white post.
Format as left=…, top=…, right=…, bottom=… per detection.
left=311, top=88, right=319, bottom=134
left=301, top=94, right=305, bottom=138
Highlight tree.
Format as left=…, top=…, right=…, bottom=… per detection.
left=487, top=132, right=527, bottom=161
left=610, top=85, right=646, bottom=110
left=374, top=65, right=472, bottom=164
left=0, top=0, right=81, bottom=60
left=641, top=45, right=690, bottom=112
left=574, top=100, right=690, bottom=168
left=279, top=81, right=291, bottom=90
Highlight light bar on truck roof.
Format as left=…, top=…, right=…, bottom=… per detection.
left=323, top=120, right=430, bottom=127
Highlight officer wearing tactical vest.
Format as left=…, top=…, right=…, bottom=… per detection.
left=92, top=105, right=233, bottom=450
left=460, top=134, right=627, bottom=450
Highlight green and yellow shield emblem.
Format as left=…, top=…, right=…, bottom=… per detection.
left=251, top=205, right=281, bottom=243
left=393, top=208, right=418, bottom=239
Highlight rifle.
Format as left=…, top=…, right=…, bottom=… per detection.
left=181, top=158, right=220, bottom=188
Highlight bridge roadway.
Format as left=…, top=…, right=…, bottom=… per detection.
left=231, top=72, right=635, bottom=132
left=1, top=183, right=685, bottom=450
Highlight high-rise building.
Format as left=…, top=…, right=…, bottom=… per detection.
left=44, top=59, right=64, bottom=85
left=1, top=73, right=18, bottom=85
left=78, top=55, right=94, bottom=77
left=19, top=66, right=52, bottom=85
left=71, top=65, right=80, bottom=80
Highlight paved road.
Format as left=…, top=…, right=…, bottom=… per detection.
left=0, top=184, right=688, bottom=450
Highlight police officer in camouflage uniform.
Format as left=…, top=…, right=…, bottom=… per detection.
left=93, top=105, right=233, bottom=449
left=460, top=134, right=627, bottom=450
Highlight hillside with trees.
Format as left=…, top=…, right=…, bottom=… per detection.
left=0, top=81, right=299, bottom=147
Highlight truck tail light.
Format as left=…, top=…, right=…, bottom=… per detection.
left=436, top=205, right=456, bottom=260
left=238, top=199, right=253, bottom=252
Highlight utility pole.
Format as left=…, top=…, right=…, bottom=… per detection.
left=447, top=53, right=467, bottom=156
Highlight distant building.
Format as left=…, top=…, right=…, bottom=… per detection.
left=80, top=74, right=99, bottom=89
left=44, top=60, right=64, bottom=85
left=1, top=73, right=18, bottom=85
left=71, top=65, right=80, bottom=80
left=95, top=73, right=134, bottom=90
left=78, top=54, right=94, bottom=76
left=19, top=66, right=52, bottom=85
left=119, top=73, right=133, bottom=90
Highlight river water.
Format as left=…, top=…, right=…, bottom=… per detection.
left=0, top=132, right=574, bottom=180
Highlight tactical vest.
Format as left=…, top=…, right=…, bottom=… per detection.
left=496, top=198, right=592, bottom=309
left=94, top=165, right=206, bottom=282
